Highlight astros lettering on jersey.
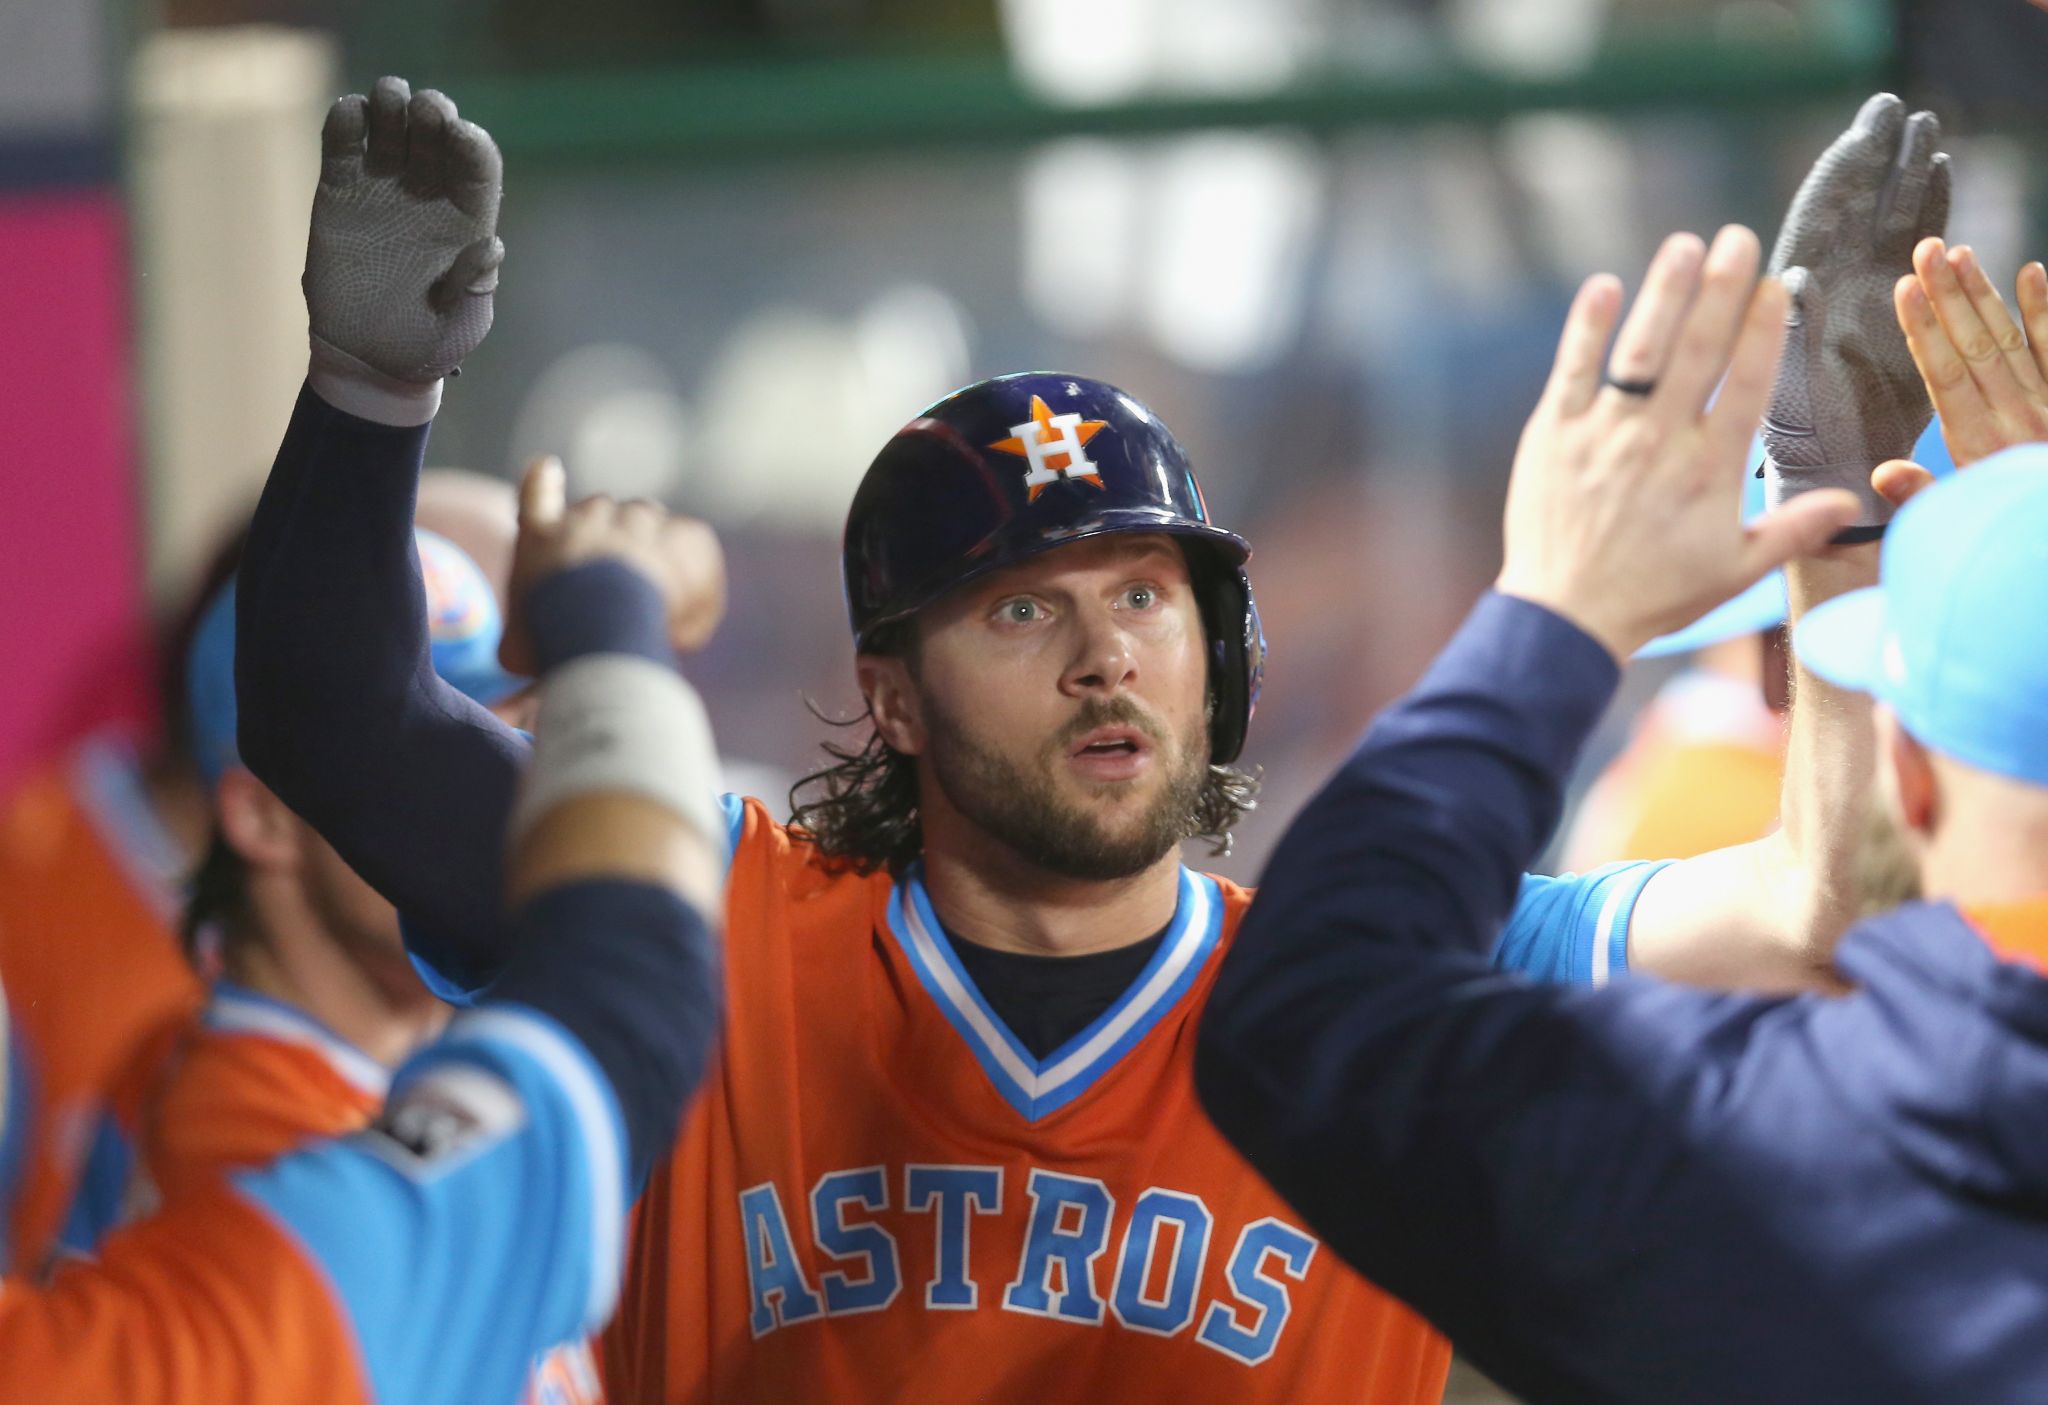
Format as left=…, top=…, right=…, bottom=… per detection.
left=599, top=797, right=1451, bottom=1402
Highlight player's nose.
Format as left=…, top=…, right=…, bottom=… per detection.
left=1059, top=608, right=1139, bottom=699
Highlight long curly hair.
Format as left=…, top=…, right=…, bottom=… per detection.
left=787, top=633, right=1259, bottom=876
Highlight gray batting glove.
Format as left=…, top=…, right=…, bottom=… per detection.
left=303, top=76, right=504, bottom=426
left=1763, top=93, right=1949, bottom=541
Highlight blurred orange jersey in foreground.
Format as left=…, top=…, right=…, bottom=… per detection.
left=140, top=986, right=604, bottom=1405
left=602, top=798, right=1451, bottom=1403
left=0, top=1182, right=371, bottom=1405
left=0, top=735, right=200, bottom=1274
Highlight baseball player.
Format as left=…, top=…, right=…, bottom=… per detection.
left=1196, top=121, right=2048, bottom=1405
left=232, top=81, right=1931, bottom=1400
left=0, top=490, right=726, bottom=1403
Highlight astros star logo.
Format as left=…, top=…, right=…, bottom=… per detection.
left=989, top=395, right=1109, bottom=500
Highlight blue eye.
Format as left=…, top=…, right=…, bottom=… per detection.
left=1125, top=586, right=1157, bottom=610
left=1000, top=599, right=1042, bottom=623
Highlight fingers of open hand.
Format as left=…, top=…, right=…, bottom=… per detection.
left=1602, top=233, right=1705, bottom=395
left=1919, top=238, right=2012, bottom=380
left=1895, top=266, right=1979, bottom=403
left=1951, top=244, right=2045, bottom=398
left=1656, top=225, right=1763, bottom=417
left=1543, top=273, right=1623, bottom=418
left=1703, top=275, right=1790, bottom=467
left=2021, top=261, right=2048, bottom=384
left=364, top=76, right=411, bottom=177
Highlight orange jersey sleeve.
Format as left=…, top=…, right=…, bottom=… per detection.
left=0, top=1185, right=372, bottom=1405
left=601, top=797, right=1451, bottom=1404
left=140, top=999, right=386, bottom=1204
left=0, top=745, right=202, bottom=1271
left=137, top=990, right=607, bottom=1405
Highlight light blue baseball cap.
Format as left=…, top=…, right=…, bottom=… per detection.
left=1795, top=447, right=2048, bottom=786
left=187, top=528, right=526, bottom=790
left=1640, top=418, right=1957, bottom=658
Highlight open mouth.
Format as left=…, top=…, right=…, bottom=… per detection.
left=1070, top=726, right=1150, bottom=759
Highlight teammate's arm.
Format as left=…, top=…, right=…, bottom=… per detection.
left=1197, top=228, right=1848, bottom=1400
left=1623, top=97, right=1948, bottom=990
left=237, top=79, right=527, bottom=990
left=0, top=495, right=725, bottom=1405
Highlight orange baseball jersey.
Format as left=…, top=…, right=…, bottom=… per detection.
left=0, top=999, right=630, bottom=1405
left=599, top=797, right=1453, bottom=1403
left=139, top=984, right=604, bottom=1405
left=0, top=734, right=202, bottom=1273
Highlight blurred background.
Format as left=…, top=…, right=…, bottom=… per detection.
left=2, top=1, right=2044, bottom=1393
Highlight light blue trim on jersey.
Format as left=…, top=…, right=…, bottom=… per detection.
left=71, top=732, right=186, bottom=925
left=1494, top=860, right=1672, bottom=987
left=446, top=1006, right=629, bottom=1329
left=235, top=1002, right=625, bottom=1405
left=207, top=982, right=391, bottom=1100
left=884, top=864, right=1224, bottom=1122
left=721, top=791, right=747, bottom=868
left=0, top=1017, right=33, bottom=1275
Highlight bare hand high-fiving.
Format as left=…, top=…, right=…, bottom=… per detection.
left=304, top=76, right=504, bottom=415
left=1497, top=226, right=1861, bottom=662
left=500, top=457, right=729, bottom=678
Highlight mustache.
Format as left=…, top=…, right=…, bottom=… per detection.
left=1053, top=696, right=1167, bottom=751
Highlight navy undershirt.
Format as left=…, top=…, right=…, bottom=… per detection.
left=943, top=927, right=1168, bottom=1060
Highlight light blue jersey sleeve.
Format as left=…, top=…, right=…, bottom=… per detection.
left=233, top=1004, right=626, bottom=1405
left=1492, top=861, right=1671, bottom=986
left=0, top=1014, right=29, bottom=1275
left=403, top=791, right=750, bottom=1007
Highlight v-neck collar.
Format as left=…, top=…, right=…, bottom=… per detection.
left=882, top=864, right=1224, bottom=1122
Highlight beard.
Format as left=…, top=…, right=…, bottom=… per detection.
left=921, top=694, right=1210, bottom=882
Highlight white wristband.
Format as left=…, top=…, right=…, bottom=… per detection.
left=308, top=337, right=444, bottom=427
left=510, top=654, right=725, bottom=850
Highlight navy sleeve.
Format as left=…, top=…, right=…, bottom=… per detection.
left=1195, top=592, right=1782, bottom=1395
left=236, top=384, right=529, bottom=992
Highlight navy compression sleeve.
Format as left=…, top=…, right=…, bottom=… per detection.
left=491, top=879, right=719, bottom=1189
left=237, top=384, right=529, bottom=987
left=1194, top=591, right=1617, bottom=1256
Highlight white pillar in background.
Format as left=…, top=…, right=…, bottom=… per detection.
left=130, top=26, right=336, bottom=604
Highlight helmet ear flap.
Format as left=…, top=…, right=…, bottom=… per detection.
left=1195, top=558, right=1264, bottom=766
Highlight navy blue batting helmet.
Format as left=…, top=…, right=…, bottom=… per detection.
left=842, top=372, right=1266, bottom=765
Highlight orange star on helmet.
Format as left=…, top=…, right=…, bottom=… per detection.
left=989, top=394, right=1109, bottom=500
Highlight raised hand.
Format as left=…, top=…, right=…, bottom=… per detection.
left=1496, top=226, right=1860, bottom=662
left=1761, top=93, right=1949, bottom=540
left=304, top=76, right=504, bottom=408
left=500, top=458, right=728, bottom=677
left=1896, top=238, right=2048, bottom=467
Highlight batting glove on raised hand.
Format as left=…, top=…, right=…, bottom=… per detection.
left=1763, top=92, right=1949, bottom=541
left=304, top=76, right=504, bottom=425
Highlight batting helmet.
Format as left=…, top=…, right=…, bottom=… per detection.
left=842, top=372, right=1266, bottom=764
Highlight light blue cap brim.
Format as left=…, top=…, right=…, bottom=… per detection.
left=1792, top=585, right=1890, bottom=695
left=1638, top=570, right=1788, bottom=659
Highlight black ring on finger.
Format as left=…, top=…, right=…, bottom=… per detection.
left=1603, top=374, right=1658, bottom=397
